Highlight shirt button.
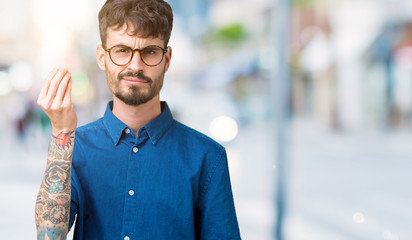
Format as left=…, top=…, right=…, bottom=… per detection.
left=125, top=128, right=130, bottom=134
left=124, top=236, right=130, bottom=240
left=129, top=190, right=135, bottom=196
left=133, top=147, right=138, bottom=153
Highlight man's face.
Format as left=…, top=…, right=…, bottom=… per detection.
left=96, top=24, right=172, bottom=106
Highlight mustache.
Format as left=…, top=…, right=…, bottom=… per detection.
left=118, top=71, right=152, bottom=83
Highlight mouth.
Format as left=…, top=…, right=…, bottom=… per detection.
left=122, top=77, right=149, bottom=85
left=118, top=72, right=152, bottom=86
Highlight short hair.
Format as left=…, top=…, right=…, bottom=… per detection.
left=98, top=0, right=173, bottom=48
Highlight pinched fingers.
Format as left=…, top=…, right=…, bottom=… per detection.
left=37, top=67, right=77, bottom=132
left=37, top=67, right=69, bottom=110
left=46, top=67, right=68, bottom=102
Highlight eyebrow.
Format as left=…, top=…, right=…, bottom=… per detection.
left=109, top=44, right=132, bottom=49
left=109, top=44, right=164, bottom=50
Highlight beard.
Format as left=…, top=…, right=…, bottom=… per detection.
left=108, top=70, right=165, bottom=106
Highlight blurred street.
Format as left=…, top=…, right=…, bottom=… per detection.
left=2, top=0, right=412, bottom=239
left=286, top=120, right=412, bottom=240
left=1, top=119, right=412, bottom=239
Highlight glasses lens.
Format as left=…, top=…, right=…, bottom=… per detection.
left=110, top=46, right=133, bottom=65
left=141, top=46, right=164, bottom=66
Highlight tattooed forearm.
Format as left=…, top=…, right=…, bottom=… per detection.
left=35, top=131, right=75, bottom=240
left=42, top=159, right=71, bottom=194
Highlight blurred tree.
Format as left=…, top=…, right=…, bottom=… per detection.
left=201, top=22, right=249, bottom=48
left=291, top=0, right=318, bottom=6
left=215, top=23, right=248, bottom=43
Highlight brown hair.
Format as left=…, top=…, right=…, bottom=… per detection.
left=98, top=0, right=173, bottom=48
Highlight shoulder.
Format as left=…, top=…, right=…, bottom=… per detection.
left=72, top=118, right=107, bottom=165
left=75, top=118, right=104, bottom=136
left=73, top=118, right=105, bottom=152
left=170, top=120, right=225, bottom=154
left=171, top=121, right=231, bottom=197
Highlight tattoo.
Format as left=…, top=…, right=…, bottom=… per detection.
left=35, top=131, right=75, bottom=240
left=49, top=134, right=74, bottom=160
left=37, top=226, right=67, bottom=240
left=35, top=192, right=47, bottom=224
left=53, top=131, right=74, bottom=149
left=55, top=195, right=69, bottom=202
left=42, top=159, right=71, bottom=194
left=42, top=199, right=69, bottom=224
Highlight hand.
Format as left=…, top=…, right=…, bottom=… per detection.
left=37, top=67, right=78, bottom=134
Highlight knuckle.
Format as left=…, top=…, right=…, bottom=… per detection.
left=60, top=105, right=69, bottom=112
left=44, top=102, right=52, bottom=110
left=41, top=98, right=51, bottom=108
left=50, top=105, right=61, bottom=112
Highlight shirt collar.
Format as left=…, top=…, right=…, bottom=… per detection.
left=102, top=101, right=174, bottom=146
left=144, top=101, right=174, bottom=145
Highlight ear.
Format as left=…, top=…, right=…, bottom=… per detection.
left=164, top=46, right=172, bottom=72
left=96, top=44, right=106, bottom=71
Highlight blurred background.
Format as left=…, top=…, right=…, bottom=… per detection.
left=1, top=0, right=412, bottom=239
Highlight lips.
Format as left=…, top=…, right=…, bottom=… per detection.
left=122, top=77, right=148, bottom=85
left=118, top=72, right=152, bottom=85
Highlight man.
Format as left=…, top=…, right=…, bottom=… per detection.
left=35, top=0, right=241, bottom=239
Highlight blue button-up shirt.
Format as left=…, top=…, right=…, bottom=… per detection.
left=69, top=101, right=241, bottom=240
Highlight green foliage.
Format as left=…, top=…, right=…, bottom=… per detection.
left=215, top=23, right=248, bottom=42
left=202, top=22, right=248, bottom=47
left=291, top=0, right=318, bottom=7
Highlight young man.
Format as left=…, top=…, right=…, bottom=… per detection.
left=35, top=0, right=241, bottom=239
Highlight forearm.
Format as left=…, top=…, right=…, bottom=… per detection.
left=35, top=130, right=75, bottom=240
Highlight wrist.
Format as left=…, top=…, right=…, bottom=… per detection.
left=51, top=128, right=76, bottom=137
left=50, top=129, right=76, bottom=150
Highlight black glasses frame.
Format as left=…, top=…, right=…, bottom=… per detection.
left=104, top=45, right=168, bottom=67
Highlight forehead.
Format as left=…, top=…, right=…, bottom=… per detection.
left=106, top=24, right=164, bottom=47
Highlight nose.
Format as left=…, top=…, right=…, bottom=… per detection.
left=127, top=50, right=145, bottom=70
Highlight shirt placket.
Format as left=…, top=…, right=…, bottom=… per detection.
left=121, top=128, right=148, bottom=240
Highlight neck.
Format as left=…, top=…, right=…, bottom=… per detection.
left=112, top=95, right=162, bottom=136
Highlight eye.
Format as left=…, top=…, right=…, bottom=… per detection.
left=143, top=47, right=160, bottom=55
left=113, top=46, right=131, bottom=54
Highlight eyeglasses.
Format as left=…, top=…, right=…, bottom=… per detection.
left=104, top=45, right=168, bottom=67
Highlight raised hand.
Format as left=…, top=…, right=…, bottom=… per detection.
left=35, top=67, right=77, bottom=240
left=37, top=67, right=77, bottom=134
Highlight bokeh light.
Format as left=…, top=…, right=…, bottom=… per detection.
left=209, top=116, right=238, bottom=142
left=0, top=71, right=12, bottom=96
left=71, top=72, right=94, bottom=105
left=9, top=62, right=33, bottom=92
left=353, top=212, right=365, bottom=224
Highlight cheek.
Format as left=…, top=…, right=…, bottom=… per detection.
left=105, top=67, right=119, bottom=87
left=154, top=64, right=167, bottom=75
left=105, top=63, right=123, bottom=80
